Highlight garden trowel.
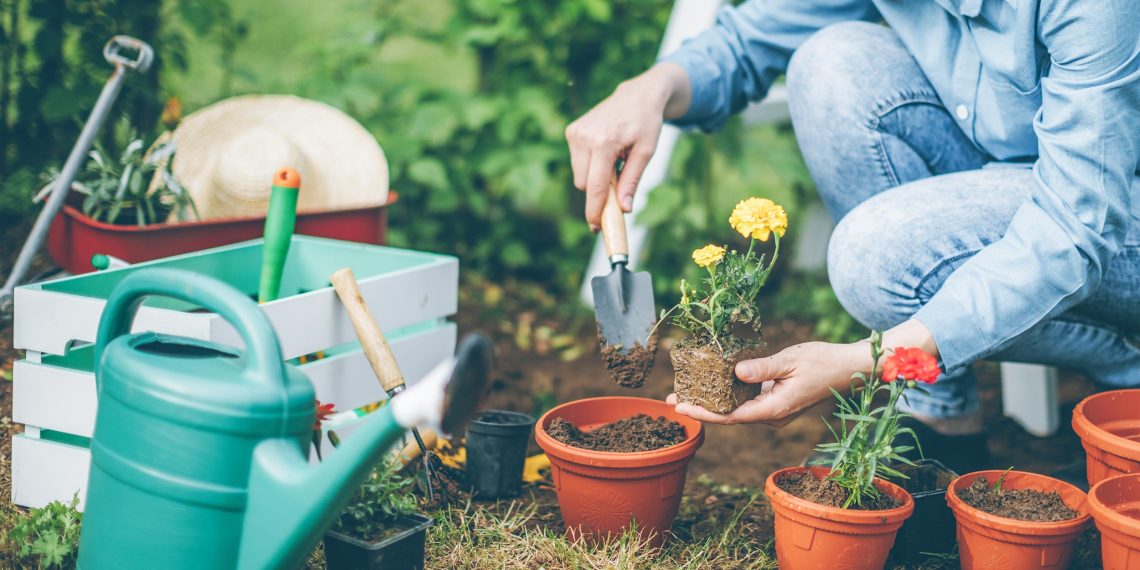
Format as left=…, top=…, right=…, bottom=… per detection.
left=591, top=176, right=657, bottom=385
left=331, top=267, right=446, bottom=501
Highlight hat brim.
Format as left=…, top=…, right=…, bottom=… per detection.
left=172, top=95, right=389, bottom=221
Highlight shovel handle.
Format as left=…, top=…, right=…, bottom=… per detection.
left=600, top=175, right=629, bottom=260
left=330, top=267, right=406, bottom=392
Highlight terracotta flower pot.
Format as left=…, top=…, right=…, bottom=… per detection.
left=946, top=470, right=1091, bottom=569
left=764, top=466, right=914, bottom=569
left=534, top=397, right=704, bottom=547
left=1088, top=473, right=1140, bottom=569
left=1073, top=390, right=1140, bottom=486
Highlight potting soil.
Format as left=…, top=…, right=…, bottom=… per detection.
left=671, top=337, right=764, bottom=414
left=547, top=414, right=685, bottom=452
left=597, top=332, right=657, bottom=389
left=775, top=470, right=901, bottom=511
left=957, top=475, right=1079, bottom=522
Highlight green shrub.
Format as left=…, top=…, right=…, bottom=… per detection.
left=333, top=459, right=419, bottom=543
left=6, top=494, right=83, bottom=569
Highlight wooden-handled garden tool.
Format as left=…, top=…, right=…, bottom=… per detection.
left=1, top=36, right=153, bottom=315
left=330, top=267, right=441, bottom=502
left=591, top=175, right=657, bottom=387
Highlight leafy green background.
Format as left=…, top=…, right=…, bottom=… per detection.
left=0, top=0, right=858, bottom=338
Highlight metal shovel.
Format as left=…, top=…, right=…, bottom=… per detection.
left=591, top=176, right=657, bottom=385
left=1, top=36, right=153, bottom=313
left=330, top=267, right=445, bottom=502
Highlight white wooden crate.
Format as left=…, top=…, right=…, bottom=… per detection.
left=11, top=236, right=459, bottom=508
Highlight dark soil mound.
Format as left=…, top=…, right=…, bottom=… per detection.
left=598, top=334, right=657, bottom=388
left=776, top=470, right=901, bottom=511
left=958, top=476, right=1079, bottom=522
left=547, top=414, right=686, bottom=452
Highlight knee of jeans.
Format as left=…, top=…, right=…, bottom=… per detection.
left=827, top=202, right=911, bottom=330
left=787, top=22, right=901, bottom=121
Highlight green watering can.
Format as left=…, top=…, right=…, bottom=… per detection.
left=76, top=268, right=490, bottom=569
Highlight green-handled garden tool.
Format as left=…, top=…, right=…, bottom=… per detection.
left=591, top=175, right=657, bottom=383
left=258, top=167, right=301, bottom=303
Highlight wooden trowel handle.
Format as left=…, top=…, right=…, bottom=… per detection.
left=330, top=267, right=405, bottom=393
left=600, top=175, right=629, bottom=260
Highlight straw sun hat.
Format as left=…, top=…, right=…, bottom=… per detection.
left=171, top=95, right=389, bottom=221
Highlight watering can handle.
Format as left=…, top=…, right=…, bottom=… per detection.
left=94, top=268, right=285, bottom=388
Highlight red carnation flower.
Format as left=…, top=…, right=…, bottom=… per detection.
left=314, top=400, right=336, bottom=431
left=881, top=347, right=940, bottom=384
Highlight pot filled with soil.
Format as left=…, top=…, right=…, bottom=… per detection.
left=1088, top=472, right=1140, bottom=569
left=324, top=514, right=433, bottom=570
left=765, top=466, right=915, bottom=568
left=663, top=198, right=790, bottom=415
left=888, top=459, right=959, bottom=564
left=325, top=459, right=430, bottom=570
left=465, top=410, right=536, bottom=499
left=1073, top=390, right=1140, bottom=486
left=947, top=470, right=1090, bottom=570
left=534, top=396, right=703, bottom=547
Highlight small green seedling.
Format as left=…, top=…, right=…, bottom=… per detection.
left=993, top=466, right=1015, bottom=493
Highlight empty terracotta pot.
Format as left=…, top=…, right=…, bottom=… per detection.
left=1088, top=473, right=1140, bottom=570
left=534, top=397, right=703, bottom=547
left=947, top=470, right=1090, bottom=569
left=764, top=466, right=914, bottom=569
left=1074, top=390, right=1140, bottom=486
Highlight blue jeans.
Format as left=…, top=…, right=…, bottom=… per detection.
left=786, top=22, right=1140, bottom=420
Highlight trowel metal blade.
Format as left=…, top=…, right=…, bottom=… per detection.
left=440, top=332, right=493, bottom=435
left=591, top=265, right=656, bottom=353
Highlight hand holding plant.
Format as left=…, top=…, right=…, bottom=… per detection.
left=813, top=332, right=940, bottom=508
left=666, top=197, right=789, bottom=414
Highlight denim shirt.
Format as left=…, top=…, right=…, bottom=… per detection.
left=663, top=0, right=1140, bottom=372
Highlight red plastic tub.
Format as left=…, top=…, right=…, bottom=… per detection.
left=47, top=192, right=397, bottom=274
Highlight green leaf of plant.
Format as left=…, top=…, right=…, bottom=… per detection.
left=407, top=158, right=450, bottom=191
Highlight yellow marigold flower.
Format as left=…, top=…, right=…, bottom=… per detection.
left=692, top=244, right=726, bottom=268
left=729, top=197, right=788, bottom=241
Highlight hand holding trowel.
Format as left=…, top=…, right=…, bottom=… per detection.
left=591, top=174, right=657, bottom=388
left=331, top=267, right=444, bottom=502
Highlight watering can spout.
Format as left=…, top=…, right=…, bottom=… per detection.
left=238, top=347, right=481, bottom=570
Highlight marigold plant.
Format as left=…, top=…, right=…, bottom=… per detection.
left=660, top=198, right=788, bottom=352
left=814, top=332, right=940, bottom=507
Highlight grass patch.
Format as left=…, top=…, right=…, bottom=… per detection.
left=425, top=485, right=778, bottom=570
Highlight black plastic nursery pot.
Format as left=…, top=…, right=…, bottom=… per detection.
left=324, top=514, right=433, bottom=570
left=465, top=410, right=536, bottom=499
left=888, top=459, right=959, bottom=564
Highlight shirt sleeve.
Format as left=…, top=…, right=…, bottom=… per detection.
left=660, top=0, right=880, bottom=132
left=914, top=0, right=1140, bottom=373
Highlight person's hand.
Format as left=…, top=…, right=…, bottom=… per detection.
left=666, top=320, right=940, bottom=426
left=667, top=341, right=872, bottom=427
left=565, top=63, right=691, bottom=230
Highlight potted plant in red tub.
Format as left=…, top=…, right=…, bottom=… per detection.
left=664, top=197, right=787, bottom=414
left=765, top=333, right=934, bottom=568
left=534, top=396, right=703, bottom=547
left=947, top=467, right=1090, bottom=569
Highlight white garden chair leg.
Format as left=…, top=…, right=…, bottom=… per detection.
left=1000, top=362, right=1060, bottom=437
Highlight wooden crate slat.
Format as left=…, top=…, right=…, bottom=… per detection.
left=13, top=322, right=456, bottom=439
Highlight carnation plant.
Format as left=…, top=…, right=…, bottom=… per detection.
left=660, top=197, right=788, bottom=352
left=813, top=331, right=940, bottom=507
